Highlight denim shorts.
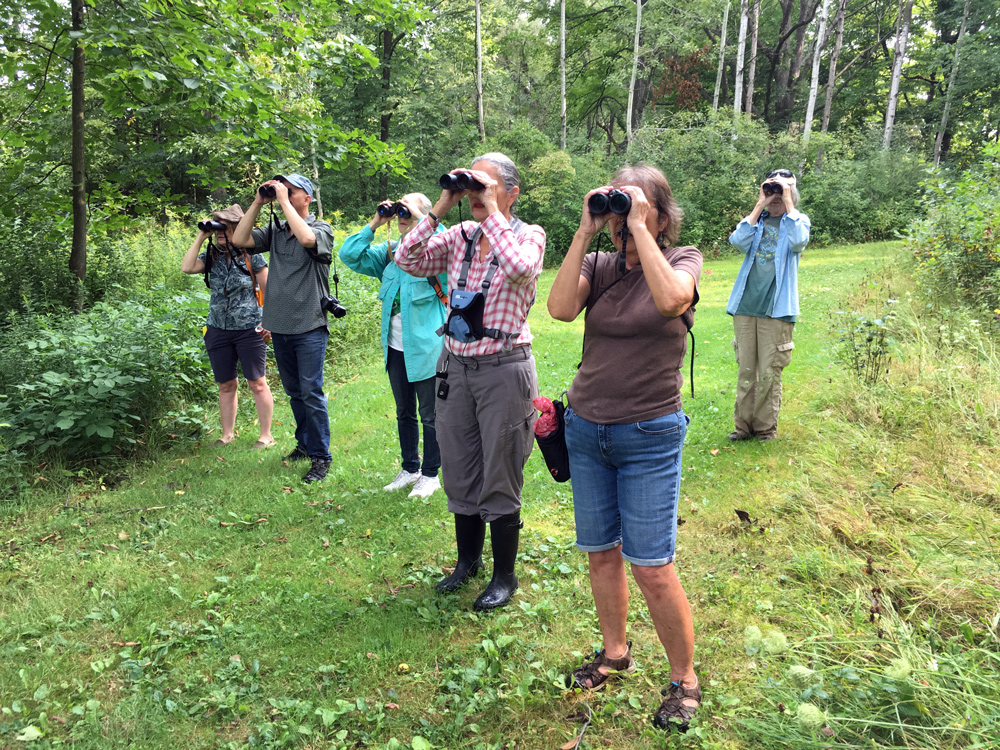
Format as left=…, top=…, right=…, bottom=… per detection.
left=564, top=407, right=688, bottom=566
left=204, top=326, right=267, bottom=383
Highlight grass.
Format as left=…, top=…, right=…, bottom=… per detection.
left=2, top=241, right=1000, bottom=749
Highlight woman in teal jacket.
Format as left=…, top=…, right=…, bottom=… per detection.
left=339, top=193, right=447, bottom=498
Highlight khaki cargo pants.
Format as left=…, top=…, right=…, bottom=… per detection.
left=732, top=315, right=795, bottom=439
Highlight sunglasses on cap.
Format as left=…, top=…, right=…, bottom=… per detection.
left=766, top=169, right=795, bottom=179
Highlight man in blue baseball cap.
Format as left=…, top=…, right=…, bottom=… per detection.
left=233, top=173, right=335, bottom=483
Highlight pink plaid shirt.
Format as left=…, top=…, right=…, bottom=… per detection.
left=395, top=211, right=545, bottom=357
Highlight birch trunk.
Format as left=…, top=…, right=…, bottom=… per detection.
left=68, top=0, right=87, bottom=288
left=733, top=0, right=748, bottom=114
left=882, top=0, right=914, bottom=150
left=744, top=0, right=760, bottom=115
left=933, top=0, right=971, bottom=166
left=560, top=0, right=567, bottom=149
left=803, top=0, right=830, bottom=142
left=475, top=0, right=485, bottom=142
left=821, top=0, right=848, bottom=133
left=713, top=0, right=731, bottom=111
left=626, top=0, right=643, bottom=145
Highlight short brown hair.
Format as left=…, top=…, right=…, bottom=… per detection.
left=611, top=164, right=683, bottom=247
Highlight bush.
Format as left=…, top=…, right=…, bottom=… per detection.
left=907, top=143, right=1000, bottom=314
left=0, top=292, right=213, bottom=464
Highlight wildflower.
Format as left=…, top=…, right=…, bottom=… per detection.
left=926, top=657, right=939, bottom=671
left=796, top=703, right=826, bottom=731
left=788, top=665, right=817, bottom=689
left=763, top=630, right=789, bottom=654
left=884, top=658, right=911, bottom=681
left=744, top=625, right=763, bottom=652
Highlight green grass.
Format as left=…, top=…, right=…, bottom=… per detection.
left=3, top=242, right=999, bottom=749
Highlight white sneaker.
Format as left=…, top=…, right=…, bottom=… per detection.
left=408, top=475, right=441, bottom=498
left=384, top=469, right=421, bottom=491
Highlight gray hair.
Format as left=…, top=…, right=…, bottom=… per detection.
left=471, top=152, right=520, bottom=202
left=789, top=183, right=801, bottom=206
left=402, top=192, right=432, bottom=217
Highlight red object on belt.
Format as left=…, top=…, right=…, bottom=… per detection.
left=533, top=396, right=558, bottom=437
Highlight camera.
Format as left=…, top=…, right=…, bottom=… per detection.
left=377, top=202, right=412, bottom=219
left=439, top=172, right=485, bottom=192
left=320, top=294, right=348, bottom=319
left=198, top=220, right=226, bottom=232
left=762, top=182, right=784, bottom=197
left=588, top=189, right=631, bottom=216
left=258, top=184, right=277, bottom=198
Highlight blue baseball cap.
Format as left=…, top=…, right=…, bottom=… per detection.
left=272, top=173, right=314, bottom=198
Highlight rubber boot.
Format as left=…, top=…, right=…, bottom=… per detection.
left=474, top=513, right=522, bottom=611
left=436, top=513, right=486, bottom=592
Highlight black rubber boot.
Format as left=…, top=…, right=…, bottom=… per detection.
left=474, top=513, right=522, bottom=611
left=436, top=513, right=486, bottom=592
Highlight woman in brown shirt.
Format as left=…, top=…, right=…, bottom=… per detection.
left=547, top=164, right=703, bottom=731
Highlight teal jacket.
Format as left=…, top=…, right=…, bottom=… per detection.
left=339, top=224, right=447, bottom=382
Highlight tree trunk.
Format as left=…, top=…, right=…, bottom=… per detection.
left=821, top=0, right=848, bottom=133
left=882, top=0, right=914, bottom=150
left=475, top=0, right=486, bottom=143
left=933, top=0, right=971, bottom=166
left=560, top=0, right=567, bottom=149
left=803, top=0, right=830, bottom=142
left=379, top=27, right=393, bottom=199
left=68, top=0, right=87, bottom=290
left=713, top=0, right=731, bottom=111
left=626, top=0, right=643, bottom=145
left=733, top=0, right=748, bottom=114
left=744, top=0, right=760, bottom=116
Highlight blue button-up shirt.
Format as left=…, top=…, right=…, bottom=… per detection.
left=726, top=209, right=810, bottom=320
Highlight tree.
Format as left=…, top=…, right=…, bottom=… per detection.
left=933, top=0, right=972, bottom=166
left=560, top=0, right=567, bottom=149
left=475, top=0, right=486, bottom=142
left=883, top=0, right=914, bottom=149
left=713, top=0, right=731, bottom=111
left=734, top=0, right=749, bottom=114
left=626, top=0, right=644, bottom=143
left=821, top=0, right=848, bottom=133
left=802, top=0, right=830, bottom=142
left=744, top=0, right=760, bottom=115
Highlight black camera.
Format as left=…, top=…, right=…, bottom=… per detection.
left=258, top=184, right=277, bottom=198
left=439, top=172, right=485, bottom=192
left=320, top=294, right=348, bottom=319
left=198, top=220, right=226, bottom=232
left=588, top=189, right=631, bottom=216
left=762, top=182, right=784, bottom=196
left=377, top=201, right=412, bottom=219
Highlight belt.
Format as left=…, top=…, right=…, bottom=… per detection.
left=448, top=344, right=531, bottom=369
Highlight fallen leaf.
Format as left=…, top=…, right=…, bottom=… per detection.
left=561, top=738, right=580, bottom=750
left=118, top=532, right=129, bottom=540
left=283, top=487, right=292, bottom=494
left=386, top=702, right=399, bottom=709
left=360, top=529, right=372, bottom=538
left=217, top=456, right=226, bottom=462
left=322, top=539, right=330, bottom=548
left=361, top=550, right=373, bottom=558
left=220, top=522, right=235, bottom=527
left=735, top=509, right=752, bottom=524
left=167, top=433, right=178, bottom=438
left=255, top=518, right=267, bottom=524
left=275, top=536, right=288, bottom=543
left=144, top=506, right=166, bottom=511
left=174, top=490, right=185, bottom=495
left=112, top=641, right=140, bottom=647
left=710, top=448, right=719, bottom=456
left=39, top=533, right=58, bottom=543
left=103, top=544, right=120, bottom=550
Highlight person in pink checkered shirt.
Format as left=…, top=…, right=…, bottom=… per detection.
left=395, top=152, right=545, bottom=611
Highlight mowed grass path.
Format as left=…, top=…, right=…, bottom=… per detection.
left=3, top=241, right=999, bottom=749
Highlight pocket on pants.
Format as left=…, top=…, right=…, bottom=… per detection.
left=774, top=340, right=795, bottom=369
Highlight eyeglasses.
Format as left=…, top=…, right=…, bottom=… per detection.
left=766, top=169, right=794, bottom=179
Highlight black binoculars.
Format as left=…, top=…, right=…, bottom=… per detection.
left=588, top=189, right=632, bottom=216
left=439, top=172, right=485, bottom=192
left=198, top=220, right=227, bottom=232
left=377, top=202, right=412, bottom=219
left=762, top=182, right=784, bottom=197
left=258, top=184, right=277, bottom=198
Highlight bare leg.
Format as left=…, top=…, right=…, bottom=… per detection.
left=247, top=376, right=274, bottom=443
left=582, top=547, right=630, bottom=685
left=631, top=562, right=697, bottom=687
left=218, top=379, right=238, bottom=442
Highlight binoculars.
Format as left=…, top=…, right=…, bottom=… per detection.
left=439, top=172, right=485, bottom=192
left=762, top=182, right=784, bottom=197
left=588, top=189, right=632, bottom=216
left=198, top=220, right=227, bottom=232
left=258, top=184, right=277, bottom=198
left=377, top=202, right=412, bottom=219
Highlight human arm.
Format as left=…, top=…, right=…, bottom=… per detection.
left=619, top=185, right=697, bottom=318
left=729, top=186, right=770, bottom=253
left=338, top=224, right=391, bottom=279
left=232, top=197, right=265, bottom=249
left=394, top=218, right=457, bottom=277
left=547, top=187, right=614, bottom=321
left=180, top=230, right=210, bottom=274
left=479, top=213, right=545, bottom=287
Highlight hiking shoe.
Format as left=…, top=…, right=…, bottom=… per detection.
left=727, top=431, right=752, bottom=442
left=302, top=458, right=331, bottom=483
left=384, top=469, right=420, bottom=491
left=284, top=445, right=308, bottom=461
left=409, top=475, right=441, bottom=498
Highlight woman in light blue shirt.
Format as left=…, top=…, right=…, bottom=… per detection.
left=726, top=169, right=810, bottom=442
left=339, top=193, right=447, bottom=497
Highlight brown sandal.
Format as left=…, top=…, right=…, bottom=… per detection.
left=568, top=641, right=636, bottom=691
left=653, top=680, right=702, bottom=731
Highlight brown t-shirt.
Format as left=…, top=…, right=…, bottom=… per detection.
left=568, top=247, right=703, bottom=425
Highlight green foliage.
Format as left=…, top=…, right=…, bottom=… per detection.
left=0, top=293, right=212, bottom=464
left=907, top=144, right=1000, bottom=314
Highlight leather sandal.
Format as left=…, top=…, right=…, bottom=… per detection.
left=568, top=641, right=636, bottom=690
left=652, top=680, right=702, bottom=731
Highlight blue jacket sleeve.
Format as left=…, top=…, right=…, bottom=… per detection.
left=729, top=218, right=758, bottom=254
left=782, top=210, right=811, bottom=254
left=338, top=225, right=391, bottom=280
